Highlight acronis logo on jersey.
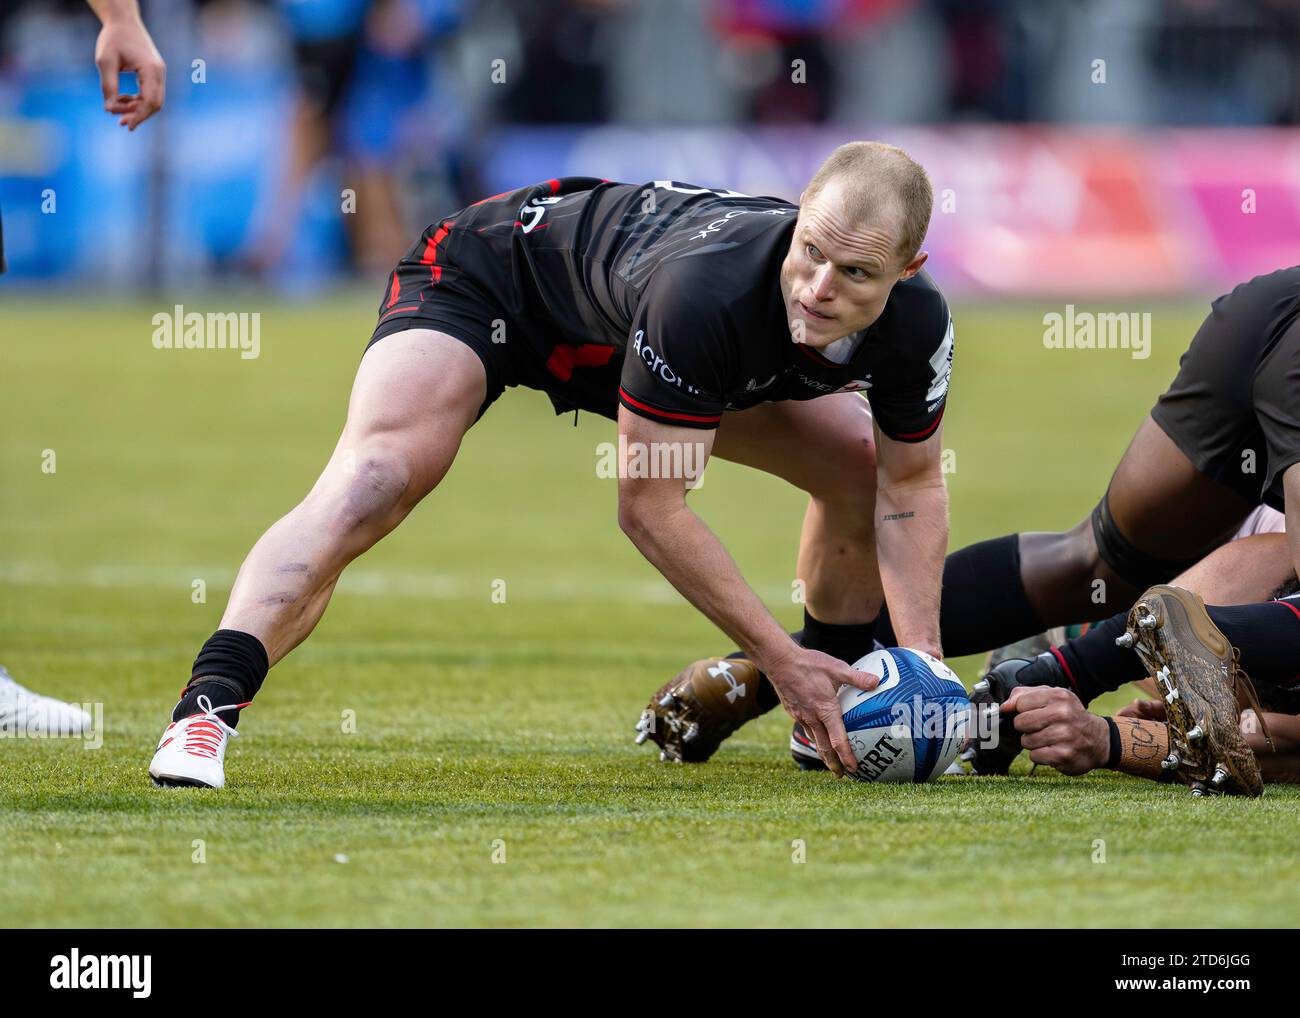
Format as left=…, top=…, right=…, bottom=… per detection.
left=631, top=330, right=697, bottom=391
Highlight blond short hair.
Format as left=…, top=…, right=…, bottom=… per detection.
left=802, top=141, right=933, bottom=265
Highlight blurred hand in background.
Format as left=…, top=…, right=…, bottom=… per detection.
left=89, top=0, right=165, bottom=129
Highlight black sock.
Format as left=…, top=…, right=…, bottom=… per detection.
left=733, top=630, right=804, bottom=713
left=738, top=610, right=877, bottom=714
left=936, top=534, right=1045, bottom=656
left=174, top=679, right=249, bottom=727
left=879, top=534, right=1045, bottom=655
left=799, top=608, right=877, bottom=665
left=874, top=607, right=895, bottom=646
left=1207, top=600, right=1300, bottom=691
left=173, top=629, right=269, bottom=728
left=1051, top=613, right=1138, bottom=706
left=1040, top=598, right=1300, bottom=707
left=1046, top=598, right=1300, bottom=709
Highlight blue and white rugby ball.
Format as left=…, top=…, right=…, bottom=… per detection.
left=840, top=647, right=970, bottom=783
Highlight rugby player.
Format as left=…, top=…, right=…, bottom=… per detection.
left=643, top=268, right=1300, bottom=766
left=989, top=577, right=1300, bottom=796
left=147, top=142, right=956, bottom=788
left=966, top=523, right=1299, bottom=780
left=0, top=1, right=163, bottom=733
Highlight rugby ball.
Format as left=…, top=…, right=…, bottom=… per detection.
left=840, top=647, right=970, bottom=783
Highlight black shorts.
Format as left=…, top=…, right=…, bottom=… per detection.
left=1150, top=267, right=1300, bottom=511
left=367, top=207, right=624, bottom=423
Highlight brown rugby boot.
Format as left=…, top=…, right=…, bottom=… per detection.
left=1119, top=585, right=1269, bottom=797
left=634, top=656, right=768, bottom=763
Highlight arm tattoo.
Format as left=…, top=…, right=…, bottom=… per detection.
left=1114, top=717, right=1170, bottom=779
left=1123, top=718, right=1161, bottom=760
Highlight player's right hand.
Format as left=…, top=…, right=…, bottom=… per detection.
left=760, top=646, right=877, bottom=776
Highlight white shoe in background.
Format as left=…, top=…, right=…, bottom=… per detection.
left=0, top=665, right=92, bottom=736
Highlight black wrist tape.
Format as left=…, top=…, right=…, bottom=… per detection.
left=1104, top=716, right=1122, bottom=770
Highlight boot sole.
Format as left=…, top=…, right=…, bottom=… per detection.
left=1125, top=585, right=1262, bottom=797
left=149, top=770, right=219, bottom=789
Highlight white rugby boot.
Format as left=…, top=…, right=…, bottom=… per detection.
left=0, top=665, right=92, bottom=736
left=148, top=695, right=242, bottom=788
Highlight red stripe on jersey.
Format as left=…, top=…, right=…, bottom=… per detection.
left=546, top=178, right=560, bottom=194
left=892, top=407, right=945, bottom=441
left=379, top=304, right=421, bottom=320
left=545, top=343, right=616, bottom=381
left=420, top=222, right=452, bottom=285
left=618, top=387, right=722, bottom=424
left=385, top=271, right=401, bottom=308
left=469, top=189, right=514, bottom=207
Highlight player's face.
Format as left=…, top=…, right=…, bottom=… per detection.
left=780, top=180, right=926, bottom=348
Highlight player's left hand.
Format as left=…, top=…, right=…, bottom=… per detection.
left=1002, top=685, right=1109, bottom=776
left=95, top=15, right=166, bottom=130
left=1116, top=697, right=1166, bottom=722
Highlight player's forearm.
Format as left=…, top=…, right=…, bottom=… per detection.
left=88, top=0, right=143, bottom=24
left=620, top=501, right=794, bottom=670
left=1108, top=713, right=1300, bottom=784
left=1107, top=716, right=1171, bottom=779
left=1249, top=712, right=1300, bottom=783
left=876, top=478, right=947, bottom=655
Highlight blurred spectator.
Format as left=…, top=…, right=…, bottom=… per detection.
left=934, top=0, right=1016, bottom=120
left=710, top=0, right=903, bottom=123
left=498, top=0, right=623, bottom=123
left=1147, top=0, right=1300, bottom=126
left=5, top=0, right=1300, bottom=291
left=246, top=0, right=462, bottom=276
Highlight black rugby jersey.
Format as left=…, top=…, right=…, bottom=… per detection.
left=400, top=176, right=953, bottom=439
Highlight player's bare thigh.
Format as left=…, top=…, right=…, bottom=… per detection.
left=217, top=329, right=488, bottom=661
left=325, top=327, right=488, bottom=500
left=1021, top=414, right=1256, bottom=619
left=710, top=392, right=876, bottom=499
left=1105, top=415, right=1254, bottom=559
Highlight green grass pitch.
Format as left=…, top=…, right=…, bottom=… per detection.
left=2, top=293, right=1298, bottom=928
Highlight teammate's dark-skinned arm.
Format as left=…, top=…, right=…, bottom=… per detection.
left=616, top=408, right=877, bottom=775
left=874, top=421, right=947, bottom=659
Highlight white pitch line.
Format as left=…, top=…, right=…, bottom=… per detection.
left=0, top=560, right=795, bottom=606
